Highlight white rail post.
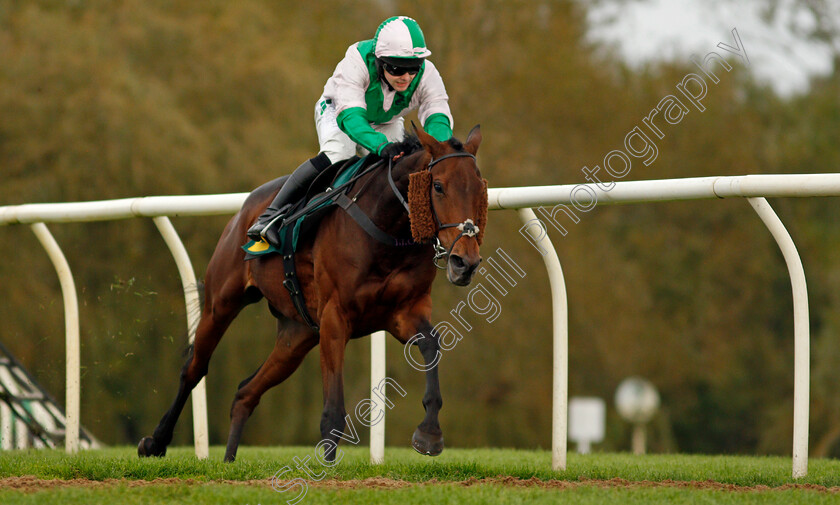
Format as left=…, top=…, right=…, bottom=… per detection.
left=30, top=222, right=80, bottom=454
left=518, top=208, right=568, bottom=471
left=152, top=216, right=209, bottom=460
left=15, top=417, right=29, bottom=449
left=370, top=330, right=387, bottom=464
left=747, top=198, right=810, bottom=478
left=1, top=402, right=12, bottom=450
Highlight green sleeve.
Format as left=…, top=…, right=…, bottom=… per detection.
left=336, top=107, right=390, bottom=155
left=424, top=113, right=453, bottom=142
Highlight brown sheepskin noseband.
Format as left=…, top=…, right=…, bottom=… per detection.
left=408, top=166, right=489, bottom=245
left=475, top=178, right=488, bottom=245
left=408, top=170, right=435, bottom=243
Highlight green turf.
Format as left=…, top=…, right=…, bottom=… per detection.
left=1, top=483, right=838, bottom=505
left=2, top=446, right=840, bottom=486
left=1, top=446, right=838, bottom=504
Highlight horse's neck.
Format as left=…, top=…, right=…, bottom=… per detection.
left=357, top=155, right=418, bottom=235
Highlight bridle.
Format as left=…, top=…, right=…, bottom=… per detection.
left=388, top=151, right=481, bottom=269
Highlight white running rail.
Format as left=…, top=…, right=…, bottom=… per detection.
left=3, top=173, right=840, bottom=477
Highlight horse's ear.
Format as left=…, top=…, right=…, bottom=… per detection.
left=465, top=124, right=481, bottom=156
left=412, top=121, right=446, bottom=158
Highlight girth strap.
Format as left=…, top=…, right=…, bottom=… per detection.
left=280, top=225, right=320, bottom=333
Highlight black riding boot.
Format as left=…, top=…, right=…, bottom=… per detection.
left=247, top=152, right=331, bottom=245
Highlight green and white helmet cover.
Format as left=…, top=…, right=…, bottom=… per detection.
left=373, top=16, right=432, bottom=59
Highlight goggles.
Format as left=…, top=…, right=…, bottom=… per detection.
left=381, top=61, right=421, bottom=76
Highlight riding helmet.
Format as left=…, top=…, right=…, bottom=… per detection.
left=374, top=16, right=432, bottom=64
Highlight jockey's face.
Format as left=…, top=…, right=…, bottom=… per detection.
left=383, top=68, right=416, bottom=92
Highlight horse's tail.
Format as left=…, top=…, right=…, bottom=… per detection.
left=182, top=280, right=205, bottom=357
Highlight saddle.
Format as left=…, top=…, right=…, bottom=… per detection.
left=242, top=156, right=364, bottom=258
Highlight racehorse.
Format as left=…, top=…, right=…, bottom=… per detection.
left=137, top=124, right=487, bottom=462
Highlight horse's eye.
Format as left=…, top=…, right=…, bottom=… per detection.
left=433, top=181, right=444, bottom=194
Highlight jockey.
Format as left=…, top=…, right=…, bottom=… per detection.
left=248, top=16, right=454, bottom=244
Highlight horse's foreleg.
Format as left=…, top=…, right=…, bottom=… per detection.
left=409, top=320, right=445, bottom=456
left=224, top=321, right=316, bottom=462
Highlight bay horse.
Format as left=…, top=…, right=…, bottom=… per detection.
left=137, top=124, right=487, bottom=462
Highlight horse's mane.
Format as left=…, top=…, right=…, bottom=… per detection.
left=356, top=132, right=469, bottom=173
left=394, top=134, right=423, bottom=156
left=391, top=133, right=466, bottom=157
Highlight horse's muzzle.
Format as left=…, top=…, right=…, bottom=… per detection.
left=447, top=254, right=481, bottom=286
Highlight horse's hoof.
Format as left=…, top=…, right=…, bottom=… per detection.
left=137, top=437, right=166, bottom=458
left=411, top=428, right=444, bottom=456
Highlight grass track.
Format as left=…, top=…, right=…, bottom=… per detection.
left=3, top=483, right=839, bottom=505
left=1, top=446, right=839, bottom=504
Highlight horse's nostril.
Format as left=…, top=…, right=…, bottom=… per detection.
left=450, top=255, right=466, bottom=271
left=465, top=261, right=479, bottom=276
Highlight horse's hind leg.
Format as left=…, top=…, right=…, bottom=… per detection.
left=138, top=254, right=258, bottom=457
left=224, top=320, right=316, bottom=462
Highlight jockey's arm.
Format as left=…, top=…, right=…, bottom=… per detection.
left=423, top=113, right=452, bottom=143
left=338, top=108, right=452, bottom=152
left=416, top=61, right=454, bottom=142
left=336, top=107, right=391, bottom=155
